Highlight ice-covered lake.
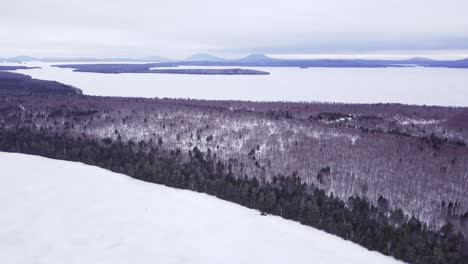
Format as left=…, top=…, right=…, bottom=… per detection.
left=3, top=61, right=468, bottom=106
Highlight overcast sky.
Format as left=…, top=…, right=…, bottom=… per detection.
left=1, top=0, right=468, bottom=59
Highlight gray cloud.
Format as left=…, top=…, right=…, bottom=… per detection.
left=1, top=0, right=468, bottom=58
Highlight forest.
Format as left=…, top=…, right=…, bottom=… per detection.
left=1, top=81, right=468, bottom=263
left=0, top=72, right=82, bottom=95
left=0, top=127, right=466, bottom=263
left=1, top=93, right=466, bottom=231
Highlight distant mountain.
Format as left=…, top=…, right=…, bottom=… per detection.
left=236, top=53, right=275, bottom=62
left=7, top=54, right=468, bottom=69
left=0, top=56, right=171, bottom=63
left=143, top=56, right=171, bottom=62
left=185, top=53, right=225, bottom=62
left=1, top=56, right=36, bottom=62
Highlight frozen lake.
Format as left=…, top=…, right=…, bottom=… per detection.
left=3, top=61, right=468, bottom=106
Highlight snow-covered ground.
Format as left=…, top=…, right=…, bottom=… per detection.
left=0, top=152, right=403, bottom=264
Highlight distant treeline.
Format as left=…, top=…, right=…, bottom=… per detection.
left=0, top=66, right=36, bottom=71
left=54, top=64, right=269, bottom=74
left=0, top=72, right=82, bottom=96
left=0, top=128, right=466, bottom=264
left=54, top=56, right=468, bottom=72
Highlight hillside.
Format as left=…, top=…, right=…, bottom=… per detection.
left=185, top=53, right=225, bottom=62
left=236, top=53, right=274, bottom=62
left=1, top=76, right=468, bottom=263
left=1, top=95, right=466, bottom=231
left=0, top=152, right=402, bottom=264
left=0, top=72, right=82, bottom=96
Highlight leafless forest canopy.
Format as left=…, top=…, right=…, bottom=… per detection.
left=1, top=93, right=467, bottom=235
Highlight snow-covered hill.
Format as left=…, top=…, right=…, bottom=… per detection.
left=0, top=152, right=403, bottom=264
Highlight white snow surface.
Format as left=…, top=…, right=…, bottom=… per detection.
left=0, top=152, right=403, bottom=264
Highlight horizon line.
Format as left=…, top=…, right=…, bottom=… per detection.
left=1, top=52, right=468, bottom=62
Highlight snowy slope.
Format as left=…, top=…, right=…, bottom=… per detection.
left=0, top=152, right=403, bottom=264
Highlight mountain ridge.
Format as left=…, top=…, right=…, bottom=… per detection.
left=185, top=53, right=225, bottom=62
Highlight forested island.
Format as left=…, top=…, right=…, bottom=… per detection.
left=53, top=64, right=269, bottom=75
left=52, top=54, right=468, bottom=74
left=0, top=74, right=467, bottom=263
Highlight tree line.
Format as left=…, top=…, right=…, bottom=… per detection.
left=0, top=128, right=466, bottom=264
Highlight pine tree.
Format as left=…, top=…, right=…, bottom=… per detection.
left=264, top=190, right=277, bottom=212
left=257, top=191, right=265, bottom=211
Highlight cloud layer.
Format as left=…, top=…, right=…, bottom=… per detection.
left=1, top=0, right=468, bottom=58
